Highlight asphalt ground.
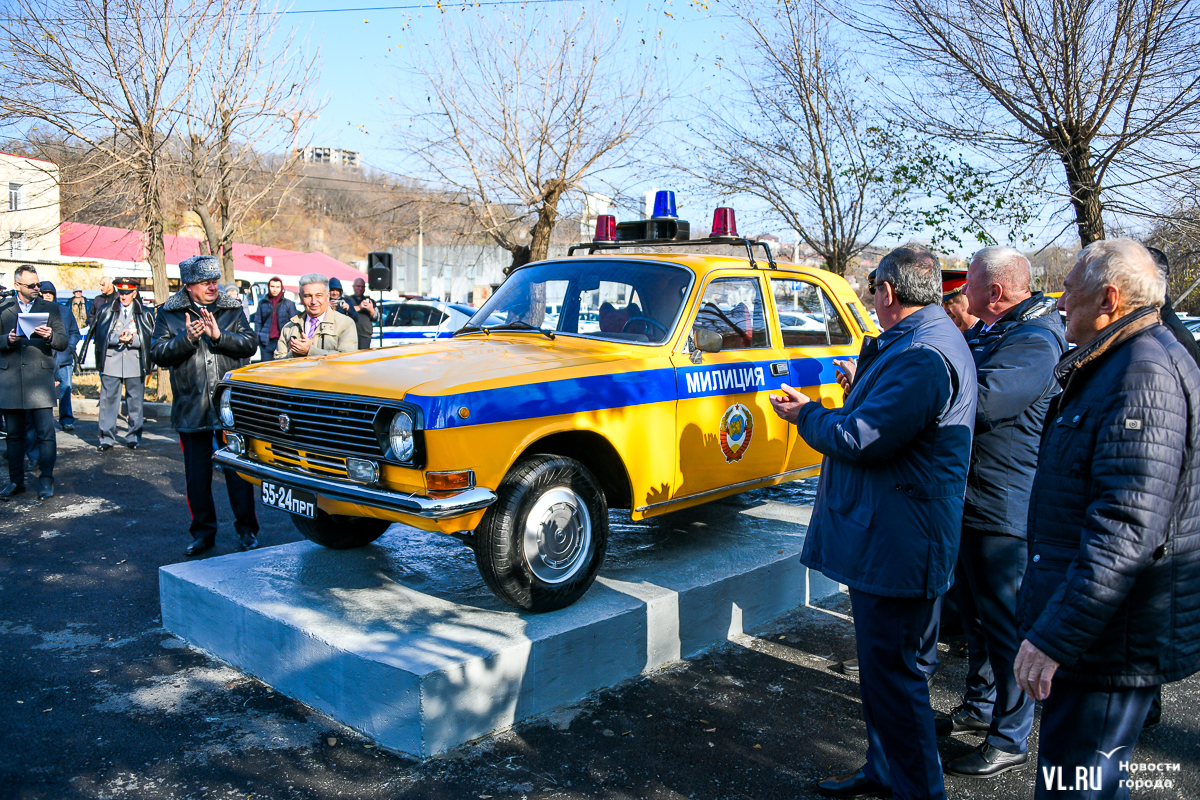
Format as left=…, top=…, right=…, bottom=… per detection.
left=2, top=413, right=1199, bottom=800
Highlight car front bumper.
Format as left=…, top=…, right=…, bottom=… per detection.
left=212, top=447, right=497, bottom=520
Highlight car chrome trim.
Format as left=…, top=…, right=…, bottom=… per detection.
left=213, top=447, right=496, bottom=520
left=634, top=464, right=821, bottom=513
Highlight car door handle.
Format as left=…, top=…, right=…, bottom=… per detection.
left=770, top=362, right=788, bottom=377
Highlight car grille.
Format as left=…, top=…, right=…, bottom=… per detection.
left=229, top=385, right=384, bottom=459
left=260, top=442, right=348, bottom=479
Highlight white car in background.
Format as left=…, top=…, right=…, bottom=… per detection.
left=372, top=299, right=476, bottom=347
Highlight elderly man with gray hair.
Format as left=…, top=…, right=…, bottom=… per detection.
left=934, top=246, right=1066, bottom=778
left=772, top=245, right=977, bottom=800
left=274, top=273, right=358, bottom=359
left=1015, top=238, right=1200, bottom=800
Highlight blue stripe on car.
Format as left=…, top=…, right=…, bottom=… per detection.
left=407, top=355, right=844, bottom=430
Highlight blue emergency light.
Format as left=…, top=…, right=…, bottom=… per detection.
left=651, top=190, right=677, bottom=219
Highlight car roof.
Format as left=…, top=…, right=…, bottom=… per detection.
left=538, top=252, right=840, bottom=283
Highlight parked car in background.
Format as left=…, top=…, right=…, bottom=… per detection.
left=372, top=299, right=476, bottom=347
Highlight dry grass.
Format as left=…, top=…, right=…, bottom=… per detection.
left=72, top=371, right=160, bottom=400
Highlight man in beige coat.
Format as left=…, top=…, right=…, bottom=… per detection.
left=274, top=273, right=358, bottom=359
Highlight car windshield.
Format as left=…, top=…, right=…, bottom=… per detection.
left=463, top=259, right=693, bottom=344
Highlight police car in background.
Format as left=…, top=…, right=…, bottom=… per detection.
left=372, top=298, right=476, bottom=347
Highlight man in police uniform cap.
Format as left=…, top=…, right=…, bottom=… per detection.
left=94, top=279, right=154, bottom=450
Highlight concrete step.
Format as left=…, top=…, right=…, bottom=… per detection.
left=159, top=497, right=837, bottom=758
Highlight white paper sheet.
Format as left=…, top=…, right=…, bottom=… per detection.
left=17, top=313, right=48, bottom=338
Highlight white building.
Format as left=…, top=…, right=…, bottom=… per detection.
left=0, top=151, right=61, bottom=284
left=295, top=146, right=361, bottom=169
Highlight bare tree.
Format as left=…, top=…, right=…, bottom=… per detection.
left=401, top=5, right=665, bottom=270
left=854, top=0, right=1200, bottom=245
left=683, top=0, right=910, bottom=276
left=0, top=0, right=220, bottom=300
left=682, top=0, right=1036, bottom=275
left=183, top=0, right=319, bottom=283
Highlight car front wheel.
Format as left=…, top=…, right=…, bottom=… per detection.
left=292, top=510, right=391, bottom=549
left=474, top=455, right=608, bottom=612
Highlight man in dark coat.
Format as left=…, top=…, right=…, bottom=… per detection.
left=40, top=282, right=81, bottom=432
left=327, top=276, right=358, bottom=323
left=935, top=247, right=1067, bottom=778
left=350, top=276, right=377, bottom=350
left=0, top=265, right=68, bottom=500
left=252, top=276, right=297, bottom=362
left=151, top=255, right=260, bottom=556
left=772, top=246, right=978, bottom=800
left=93, top=280, right=154, bottom=450
left=1015, top=238, right=1200, bottom=800
left=86, top=275, right=115, bottom=329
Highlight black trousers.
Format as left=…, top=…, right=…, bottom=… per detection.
left=851, top=588, right=945, bottom=800
left=179, top=431, right=258, bottom=540
left=955, top=530, right=1035, bottom=752
left=1035, top=680, right=1157, bottom=800
left=4, top=407, right=55, bottom=484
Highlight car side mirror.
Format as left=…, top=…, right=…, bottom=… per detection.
left=693, top=327, right=723, bottom=353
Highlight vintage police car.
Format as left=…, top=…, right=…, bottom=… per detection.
left=212, top=195, right=875, bottom=612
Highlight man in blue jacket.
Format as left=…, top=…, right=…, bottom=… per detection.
left=772, top=245, right=977, bottom=800
left=1015, top=239, right=1200, bottom=800
left=936, top=246, right=1067, bottom=778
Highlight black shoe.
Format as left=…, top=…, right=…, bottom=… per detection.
left=935, top=704, right=991, bottom=737
left=126, top=441, right=139, bottom=450
left=97, top=443, right=113, bottom=452
left=944, top=742, right=1029, bottom=778
left=62, top=423, right=75, bottom=432
left=186, top=536, right=215, bottom=556
left=838, top=658, right=860, bottom=675
left=0, top=483, right=25, bottom=501
left=37, top=477, right=54, bottom=500
left=238, top=531, right=259, bottom=551
left=814, top=769, right=891, bottom=798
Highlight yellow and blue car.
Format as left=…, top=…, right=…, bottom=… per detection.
left=212, top=198, right=876, bottom=611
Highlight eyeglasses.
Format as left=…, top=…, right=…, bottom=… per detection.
left=14, top=281, right=40, bottom=290
left=869, top=279, right=891, bottom=295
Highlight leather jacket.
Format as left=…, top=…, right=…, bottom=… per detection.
left=150, top=290, right=257, bottom=433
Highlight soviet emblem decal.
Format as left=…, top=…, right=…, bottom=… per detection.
left=719, top=403, right=754, bottom=463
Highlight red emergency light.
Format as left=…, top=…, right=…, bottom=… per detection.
left=593, top=214, right=617, bottom=243
left=710, top=207, right=739, bottom=238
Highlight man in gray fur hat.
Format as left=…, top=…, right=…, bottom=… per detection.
left=151, top=255, right=260, bottom=556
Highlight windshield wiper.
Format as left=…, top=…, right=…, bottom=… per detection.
left=455, top=323, right=489, bottom=336
left=483, top=320, right=556, bottom=340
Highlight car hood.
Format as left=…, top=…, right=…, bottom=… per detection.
left=229, top=335, right=656, bottom=402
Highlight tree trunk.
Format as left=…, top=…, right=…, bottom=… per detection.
left=218, top=105, right=235, bottom=284
left=528, top=184, right=564, bottom=262
left=1060, top=142, right=1106, bottom=245
left=141, top=139, right=173, bottom=403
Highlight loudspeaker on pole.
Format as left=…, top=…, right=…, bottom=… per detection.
left=368, top=252, right=393, bottom=291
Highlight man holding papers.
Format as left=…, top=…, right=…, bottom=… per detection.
left=0, top=265, right=67, bottom=500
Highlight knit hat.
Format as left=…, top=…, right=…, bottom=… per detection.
left=327, top=276, right=344, bottom=294
left=179, top=255, right=222, bottom=285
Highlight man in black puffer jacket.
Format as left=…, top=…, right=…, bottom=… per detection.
left=151, top=255, right=260, bottom=556
left=1016, top=238, right=1200, bottom=800
left=939, top=247, right=1066, bottom=779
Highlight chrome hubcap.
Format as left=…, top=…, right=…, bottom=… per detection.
left=523, top=487, right=592, bottom=584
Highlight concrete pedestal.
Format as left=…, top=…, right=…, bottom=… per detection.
left=159, top=497, right=838, bottom=757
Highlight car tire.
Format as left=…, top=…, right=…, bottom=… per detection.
left=474, top=455, right=608, bottom=612
left=291, top=510, right=391, bottom=549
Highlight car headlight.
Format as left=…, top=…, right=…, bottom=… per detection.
left=388, top=411, right=415, bottom=462
left=218, top=388, right=234, bottom=428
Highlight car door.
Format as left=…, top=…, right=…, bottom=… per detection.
left=769, top=275, right=861, bottom=472
left=670, top=273, right=793, bottom=500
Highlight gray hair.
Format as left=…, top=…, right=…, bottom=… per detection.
left=876, top=245, right=942, bottom=307
left=1076, top=238, right=1165, bottom=310
left=298, top=273, right=329, bottom=292
left=971, top=245, right=1031, bottom=294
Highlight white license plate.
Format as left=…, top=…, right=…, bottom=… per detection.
left=261, top=480, right=317, bottom=518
